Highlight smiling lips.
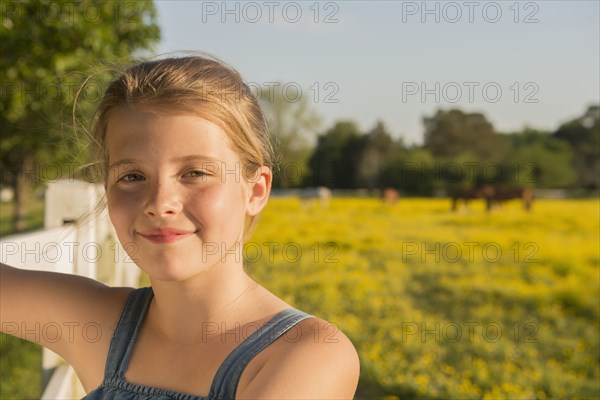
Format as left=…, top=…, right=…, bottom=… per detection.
left=138, top=228, right=197, bottom=244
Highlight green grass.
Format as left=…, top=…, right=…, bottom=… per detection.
left=0, top=199, right=45, bottom=237
left=0, top=335, right=41, bottom=399
left=0, top=199, right=44, bottom=399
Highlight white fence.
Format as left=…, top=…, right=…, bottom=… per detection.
left=0, top=180, right=140, bottom=399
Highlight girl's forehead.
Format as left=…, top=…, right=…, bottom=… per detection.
left=107, top=103, right=206, bottom=123
left=104, top=105, right=238, bottom=160
left=106, top=104, right=233, bottom=141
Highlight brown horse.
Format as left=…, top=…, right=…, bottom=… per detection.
left=490, top=186, right=534, bottom=211
left=382, top=187, right=400, bottom=204
left=451, top=186, right=533, bottom=212
left=451, top=185, right=493, bottom=211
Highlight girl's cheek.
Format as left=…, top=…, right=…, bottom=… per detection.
left=108, top=184, right=142, bottom=203
left=198, top=182, right=238, bottom=213
left=107, top=189, right=141, bottom=221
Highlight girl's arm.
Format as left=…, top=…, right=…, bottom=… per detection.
left=0, top=262, right=130, bottom=363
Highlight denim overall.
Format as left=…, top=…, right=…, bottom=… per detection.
left=83, top=287, right=311, bottom=399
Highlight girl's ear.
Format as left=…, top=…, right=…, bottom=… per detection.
left=246, top=165, right=272, bottom=216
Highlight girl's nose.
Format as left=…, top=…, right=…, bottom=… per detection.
left=144, top=181, right=182, bottom=217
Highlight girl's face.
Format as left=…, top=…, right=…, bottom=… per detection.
left=104, top=105, right=269, bottom=282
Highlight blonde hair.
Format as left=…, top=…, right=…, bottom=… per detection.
left=90, top=54, right=273, bottom=240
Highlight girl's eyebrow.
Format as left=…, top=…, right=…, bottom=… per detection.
left=108, top=155, right=223, bottom=170
left=174, top=155, right=223, bottom=164
left=108, top=159, right=137, bottom=170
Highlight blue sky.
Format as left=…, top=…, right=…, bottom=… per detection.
left=153, top=1, right=599, bottom=144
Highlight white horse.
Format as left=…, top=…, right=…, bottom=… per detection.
left=299, top=187, right=332, bottom=208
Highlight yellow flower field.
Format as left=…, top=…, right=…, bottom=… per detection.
left=247, top=197, right=599, bottom=398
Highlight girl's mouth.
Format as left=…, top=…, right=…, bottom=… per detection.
left=138, top=228, right=197, bottom=244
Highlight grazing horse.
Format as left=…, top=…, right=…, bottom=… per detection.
left=299, top=186, right=332, bottom=208
left=491, top=186, right=534, bottom=211
left=451, top=185, right=494, bottom=211
left=382, top=188, right=400, bottom=204
left=451, top=186, right=533, bottom=212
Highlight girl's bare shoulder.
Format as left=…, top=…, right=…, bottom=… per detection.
left=238, top=315, right=360, bottom=399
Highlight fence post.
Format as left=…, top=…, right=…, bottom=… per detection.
left=41, top=179, right=104, bottom=393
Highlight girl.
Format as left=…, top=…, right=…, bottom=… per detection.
left=0, top=55, right=360, bottom=399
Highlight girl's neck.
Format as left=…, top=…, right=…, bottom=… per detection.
left=146, top=261, right=260, bottom=344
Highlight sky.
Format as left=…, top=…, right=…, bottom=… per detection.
left=152, top=1, right=600, bottom=144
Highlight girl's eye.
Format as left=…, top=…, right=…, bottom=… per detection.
left=184, top=170, right=207, bottom=178
left=118, top=173, right=145, bottom=182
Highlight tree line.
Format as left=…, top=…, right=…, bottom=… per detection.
left=266, top=102, right=599, bottom=195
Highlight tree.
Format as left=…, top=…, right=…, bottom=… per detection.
left=258, top=83, right=321, bottom=188
left=357, top=121, right=395, bottom=190
left=553, top=105, right=600, bottom=189
left=423, top=108, right=504, bottom=160
left=308, top=121, right=363, bottom=188
left=0, top=1, right=160, bottom=231
left=504, top=129, right=576, bottom=188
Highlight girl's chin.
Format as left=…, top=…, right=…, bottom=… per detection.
left=138, top=260, right=214, bottom=284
